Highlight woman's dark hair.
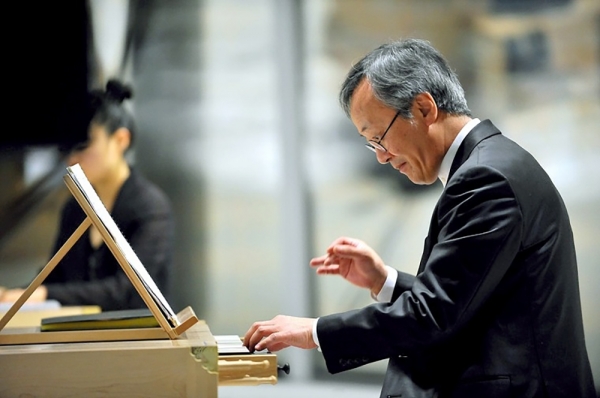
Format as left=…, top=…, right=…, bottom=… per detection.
left=88, top=79, right=136, bottom=146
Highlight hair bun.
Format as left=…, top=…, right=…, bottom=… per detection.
left=105, top=79, right=133, bottom=103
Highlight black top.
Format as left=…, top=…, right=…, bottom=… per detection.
left=45, top=168, right=174, bottom=311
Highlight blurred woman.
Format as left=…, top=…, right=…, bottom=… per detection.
left=0, top=80, right=174, bottom=310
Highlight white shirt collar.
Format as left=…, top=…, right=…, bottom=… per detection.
left=438, top=118, right=480, bottom=187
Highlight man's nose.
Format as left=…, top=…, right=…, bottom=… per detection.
left=375, top=150, right=391, bottom=164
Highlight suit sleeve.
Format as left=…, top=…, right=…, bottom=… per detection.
left=317, top=166, right=523, bottom=374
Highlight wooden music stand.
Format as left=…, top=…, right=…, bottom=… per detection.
left=0, top=164, right=198, bottom=345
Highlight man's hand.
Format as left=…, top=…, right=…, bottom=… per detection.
left=243, top=315, right=317, bottom=353
left=310, top=236, right=388, bottom=296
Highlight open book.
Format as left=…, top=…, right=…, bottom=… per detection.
left=66, top=164, right=177, bottom=326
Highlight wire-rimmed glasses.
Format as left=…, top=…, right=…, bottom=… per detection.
left=365, top=110, right=401, bottom=153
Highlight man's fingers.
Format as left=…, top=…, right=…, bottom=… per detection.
left=255, top=333, right=286, bottom=352
left=261, top=340, right=290, bottom=352
left=242, top=323, right=259, bottom=347
left=332, top=242, right=364, bottom=257
left=328, top=236, right=358, bottom=247
left=311, top=237, right=365, bottom=269
left=315, top=264, right=341, bottom=275
left=309, top=254, right=327, bottom=267
left=244, top=321, right=275, bottom=351
left=312, top=253, right=342, bottom=268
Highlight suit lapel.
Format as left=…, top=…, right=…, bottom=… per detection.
left=448, top=119, right=501, bottom=181
left=417, top=120, right=501, bottom=274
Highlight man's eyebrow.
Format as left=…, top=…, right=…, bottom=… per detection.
left=358, top=124, right=370, bottom=137
left=360, top=130, right=381, bottom=141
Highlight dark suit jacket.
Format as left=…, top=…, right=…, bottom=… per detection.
left=317, top=120, right=595, bottom=397
left=44, top=168, right=174, bottom=311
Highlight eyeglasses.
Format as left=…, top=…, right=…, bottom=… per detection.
left=365, top=110, right=401, bottom=153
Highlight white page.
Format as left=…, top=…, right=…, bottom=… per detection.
left=66, top=164, right=176, bottom=322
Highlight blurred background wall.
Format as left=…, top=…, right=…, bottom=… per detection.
left=1, top=0, right=598, bottom=391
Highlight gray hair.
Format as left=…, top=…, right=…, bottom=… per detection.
left=339, top=38, right=471, bottom=119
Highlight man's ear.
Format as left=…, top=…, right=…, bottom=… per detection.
left=113, top=127, right=132, bottom=152
left=414, top=92, right=438, bottom=125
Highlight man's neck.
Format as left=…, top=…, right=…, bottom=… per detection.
left=442, top=115, right=473, bottom=153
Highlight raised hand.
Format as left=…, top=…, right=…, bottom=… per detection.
left=310, top=236, right=387, bottom=295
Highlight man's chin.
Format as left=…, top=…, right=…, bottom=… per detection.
left=403, top=172, right=436, bottom=186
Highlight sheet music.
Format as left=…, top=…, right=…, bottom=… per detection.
left=66, top=164, right=176, bottom=323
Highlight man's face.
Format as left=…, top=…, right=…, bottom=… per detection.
left=350, top=80, right=441, bottom=185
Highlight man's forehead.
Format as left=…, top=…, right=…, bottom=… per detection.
left=350, top=80, right=390, bottom=134
left=351, top=79, right=393, bottom=116
left=350, top=79, right=375, bottom=112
